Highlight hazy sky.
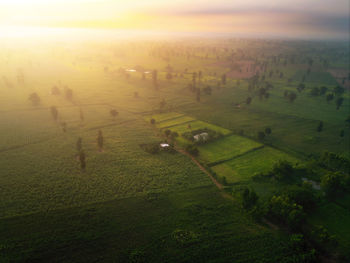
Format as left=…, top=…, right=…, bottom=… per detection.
left=0, top=0, right=349, bottom=39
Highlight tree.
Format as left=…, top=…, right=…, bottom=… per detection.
left=346, top=115, right=350, bottom=125
left=97, top=130, right=104, bottom=151
left=321, top=172, right=344, bottom=198
left=326, top=93, right=334, bottom=103
left=317, top=121, right=323, bottom=132
left=333, top=86, right=344, bottom=96
left=150, top=118, right=156, bottom=125
left=309, top=87, right=320, bottom=96
left=285, top=185, right=317, bottom=212
left=65, top=87, right=73, bottom=101
left=79, top=108, right=84, bottom=122
left=79, top=150, right=86, bottom=171
left=185, top=144, right=198, bottom=156
left=246, top=97, right=252, bottom=105
left=288, top=92, right=297, bottom=103
left=61, top=122, right=67, bottom=133
left=198, top=70, right=202, bottom=82
left=51, top=86, right=61, bottom=95
left=241, top=187, right=259, bottom=210
left=267, top=195, right=305, bottom=230
left=319, top=86, right=328, bottom=95
left=340, top=130, right=345, bottom=137
left=76, top=137, right=82, bottom=152
left=50, top=106, right=58, bottom=121
left=171, top=131, right=179, bottom=139
left=336, top=97, right=344, bottom=110
left=257, top=131, right=265, bottom=140
left=28, top=92, right=40, bottom=106
left=203, top=86, right=212, bottom=95
left=160, top=99, right=166, bottom=111
left=265, top=127, right=271, bottom=135
left=110, top=109, right=118, bottom=119
left=196, top=88, right=200, bottom=102
left=166, top=72, right=172, bottom=81
left=221, top=74, right=226, bottom=85
left=152, top=70, right=158, bottom=88
left=164, top=129, right=171, bottom=137
left=271, top=160, right=294, bottom=181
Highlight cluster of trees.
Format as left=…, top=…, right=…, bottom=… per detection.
left=306, top=85, right=345, bottom=110
left=284, top=90, right=297, bottom=103
left=253, top=160, right=294, bottom=182
left=257, top=127, right=271, bottom=140
left=28, top=92, right=41, bottom=106
left=321, top=172, right=350, bottom=199
left=182, top=128, right=223, bottom=145
left=74, top=130, right=105, bottom=170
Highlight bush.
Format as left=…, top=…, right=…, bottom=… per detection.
left=185, top=144, right=199, bottom=156
left=267, top=194, right=305, bottom=231
left=172, top=229, right=199, bottom=246
left=140, top=143, right=160, bottom=154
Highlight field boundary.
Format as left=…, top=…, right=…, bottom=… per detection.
left=159, top=119, right=196, bottom=130
left=207, top=145, right=265, bottom=167
left=155, top=114, right=186, bottom=124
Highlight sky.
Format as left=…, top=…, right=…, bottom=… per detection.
left=0, top=0, right=349, bottom=39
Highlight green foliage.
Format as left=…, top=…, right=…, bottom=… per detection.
left=267, top=194, right=306, bottom=230
left=284, top=185, right=317, bottom=212
left=172, top=229, right=199, bottom=246
left=310, top=225, right=338, bottom=251
left=76, top=137, right=82, bottom=152
left=185, top=144, right=199, bottom=156
left=257, top=131, right=265, bottom=140
left=321, top=172, right=349, bottom=198
left=319, top=151, right=350, bottom=173
left=240, top=187, right=259, bottom=210
left=140, top=142, right=160, bottom=154
left=97, top=130, right=104, bottom=149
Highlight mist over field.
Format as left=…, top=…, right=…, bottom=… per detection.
left=0, top=0, right=349, bottom=262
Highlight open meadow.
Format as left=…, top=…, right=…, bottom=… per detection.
left=0, top=36, right=349, bottom=262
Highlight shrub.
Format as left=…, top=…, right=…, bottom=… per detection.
left=185, top=144, right=199, bottom=156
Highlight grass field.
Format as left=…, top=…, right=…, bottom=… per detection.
left=198, top=135, right=263, bottom=164
left=0, top=186, right=297, bottom=263
left=211, top=147, right=300, bottom=183
left=0, top=38, right=349, bottom=262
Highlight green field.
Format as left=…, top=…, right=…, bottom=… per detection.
left=0, top=37, right=349, bottom=262
left=211, top=147, right=300, bottom=183
left=0, top=186, right=297, bottom=263
left=198, top=135, right=263, bottom=164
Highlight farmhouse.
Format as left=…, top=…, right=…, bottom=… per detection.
left=193, top=132, right=209, bottom=142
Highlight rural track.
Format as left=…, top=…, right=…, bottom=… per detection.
left=175, top=148, right=224, bottom=190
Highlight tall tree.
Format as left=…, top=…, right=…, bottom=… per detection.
left=336, top=97, right=344, bottom=110
left=79, top=108, right=84, bottom=122
left=79, top=150, right=86, bottom=171
left=76, top=137, right=82, bottom=152
left=110, top=109, right=118, bottom=119
left=221, top=74, right=227, bottom=85
left=196, top=88, right=200, bottom=102
left=326, top=93, right=334, bottom=103
left=317, top=121, right=323, bottom=132
left=28, top=92, right=40, bottom=106
left=97, top=130, right=104, bottom=151
left=50, top=106, right=58, bottom=121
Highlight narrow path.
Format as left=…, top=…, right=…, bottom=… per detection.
left=176, top=148, right=223, bottom=189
